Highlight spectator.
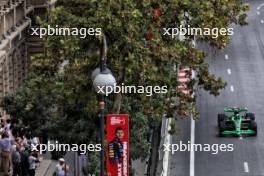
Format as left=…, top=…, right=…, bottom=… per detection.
left=0, top=118, right=9, bottom=137
left=20, top=146, right=29, bottom=176
left=0, top=132, right=12, bottom=176
left=6, top=119, right=11, bottom=131
left=30, top=136, right=40, bottom=159
left=11, top=146, right=21, bottom=176
left=58, top=165, right=69, bottom=176
left=28, top=151, right=39, bottom=176
left=54, top=158, right=68, bottom=176
left=15, top=138, right=22, bottom=151
left=0, top=123, right=6, bottom=135
left=21, top=135, right=28, bottom=151
left=4, top=118, right=13, bottom=140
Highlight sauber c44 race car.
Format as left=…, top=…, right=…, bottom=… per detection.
left=218, top=107, right=257, bottom=137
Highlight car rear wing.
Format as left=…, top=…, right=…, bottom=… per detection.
left=224, top=107, right=248, bottom=113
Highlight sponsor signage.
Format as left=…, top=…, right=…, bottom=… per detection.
left=106, top=114, right=129, bottom=176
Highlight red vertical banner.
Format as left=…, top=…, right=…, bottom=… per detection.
left=106, top=114, right=129, bottom=176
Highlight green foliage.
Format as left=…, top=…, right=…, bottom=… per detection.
left=168, top=118, right=177, bottom=135
left=2, top=72, right=57, bottom=135
left=3, top=0, right=248, bottom=170
left=120, top=97, right=151, bottom=160
left=83, top=152, right=100, bottom=175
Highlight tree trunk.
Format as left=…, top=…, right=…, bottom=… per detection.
left=111, top=92, right=122, bottom=114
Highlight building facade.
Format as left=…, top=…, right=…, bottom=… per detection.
left=0, top=0, right=55, bottom=99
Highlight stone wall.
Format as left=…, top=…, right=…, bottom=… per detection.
left=0, top=0, right=55, bottom=100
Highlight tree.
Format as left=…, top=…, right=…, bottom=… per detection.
left=3, top=0, right=249, bottom=174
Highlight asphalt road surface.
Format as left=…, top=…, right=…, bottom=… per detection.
left=169, top=0, right=264, bottom=176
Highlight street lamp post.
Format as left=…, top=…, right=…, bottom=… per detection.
left=98, top=99, right=105, bottom=176
left=92, top=35, right=116, bottom=176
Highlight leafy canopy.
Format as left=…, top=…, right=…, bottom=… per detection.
left=3, top=0, right=248, bottom=161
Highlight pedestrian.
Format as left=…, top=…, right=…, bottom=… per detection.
left=0, top=132, right=12, bottom=175
left=0, top=132, right=12, bottom=176
left=54, top=158, right=69, bottom=176
left=0, top=123, right=6, bottom=135
left=30, top=136, right=40, bottom=159
left=11, top=146, right=21, bottom=176
left=28, top=151, right=39, bottom=176
left=20, top=146, right=29, bottom=176
left=58, top=165, right=69, bottom=176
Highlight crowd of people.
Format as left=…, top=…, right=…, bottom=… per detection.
left=0, top=114, right=70, bottom=176
left=0, top=115, right=40, bottom=176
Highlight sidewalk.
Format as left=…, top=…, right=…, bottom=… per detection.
left=35, top=152, right=55, bottom=176
left=0, top=157, right=53, bottom=176
left=36, top=158, right=53, bottom=176
left=36, top=151, right=75, bottom=176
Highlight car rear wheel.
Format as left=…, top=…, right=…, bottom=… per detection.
left=249, top=121, right=257, bottom=136
left=218, top=114, right=228, bottom=127
left=219, top=121, right=236, bottom=137
left=219, top=121, right=227, bottom=137
left=246, top=113, right=255, bottom=121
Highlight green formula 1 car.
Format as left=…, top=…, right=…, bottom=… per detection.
left=217, top=107, right=257, bottom=137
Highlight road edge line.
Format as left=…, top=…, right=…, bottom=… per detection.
left=161, top=118, right=172, bottom=176
left=190, top=115, right=195, bottom=176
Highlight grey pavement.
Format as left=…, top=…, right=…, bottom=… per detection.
left=36, top=151, right=75, bottom=176
left=36, top=159, right=53, bottom=176
left=169, top=0, right=264, bottom=175
left=36, top=152, right=56, bottom=176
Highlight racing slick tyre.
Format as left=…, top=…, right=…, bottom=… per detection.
left=219, top=121, right=227, bottom=137
left=218, top=114, right=228, bottom=127
left=249, top=121, right=257, bottom=136
left=246, top=113, right=255, bottom=121
left=219, top=121, right=235, bottom=137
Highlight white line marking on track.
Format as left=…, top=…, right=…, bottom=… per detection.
left=261, top=20, right=264, bottom=24
left=244, top=162, right=249, bottom=173
left=230, top=85, right=234, bottom=92
left=161, top=118, right=171, bottom=176
left=225, top=54, right=229, bottom=60
left=257, top=11, right=260, bottom=15
left=190, top=115, right=195, bottom=176
left=227, top=69, right=231, bottom=75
